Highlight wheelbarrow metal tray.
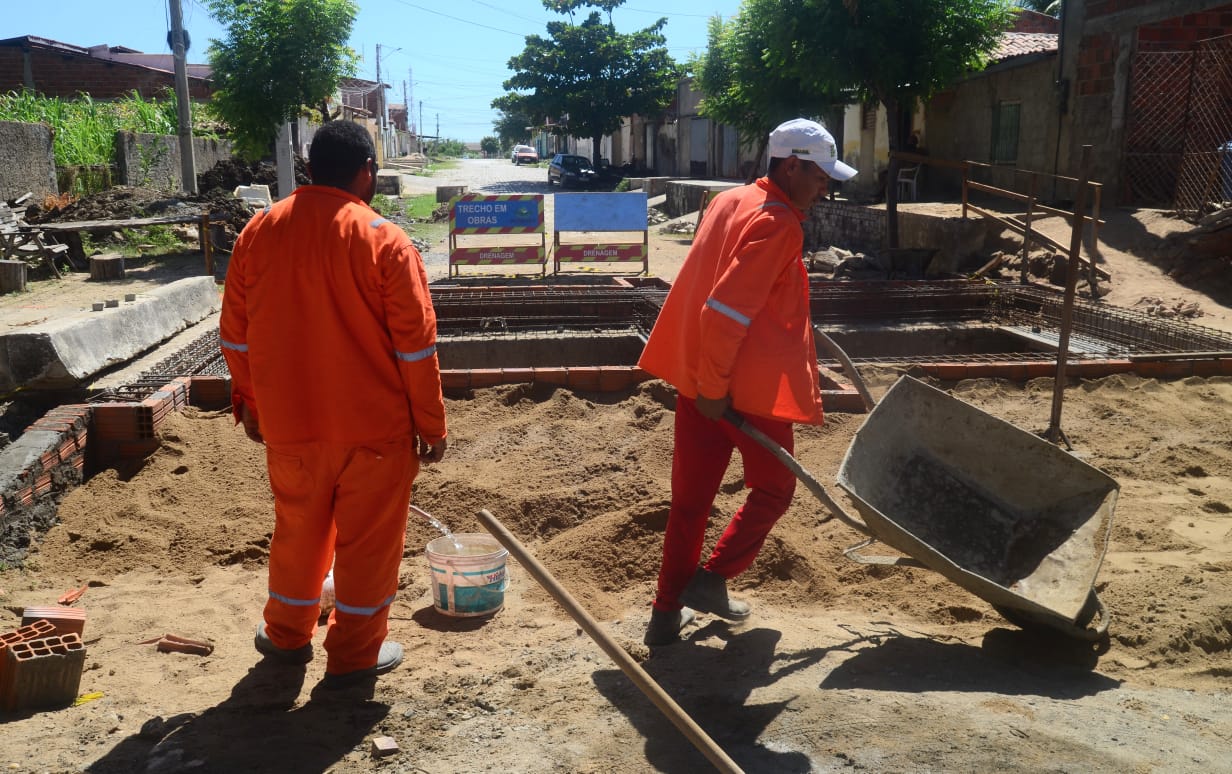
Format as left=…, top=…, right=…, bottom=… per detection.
left=837, top=376, right=1118, bottom=625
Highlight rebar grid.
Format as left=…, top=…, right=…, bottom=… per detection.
left=991, top=284, right=1232, bottom=354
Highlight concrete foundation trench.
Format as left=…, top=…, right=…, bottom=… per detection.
left=2, top=277, right=1232, bottom=564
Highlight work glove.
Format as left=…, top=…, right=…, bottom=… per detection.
left=419, top=436, right=447, bottom=464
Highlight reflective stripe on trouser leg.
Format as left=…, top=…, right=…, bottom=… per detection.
left=705, top=412, right=796, bottom=578
left=263, top=443, right=336, bottom=650
left=324, top=436, right=417, bottom=675
left=653, top=396, right=735, bottom=612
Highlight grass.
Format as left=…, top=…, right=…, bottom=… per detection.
left=404, top=194, right=437, bottom=220
left=0, top=89, right=219, bottom=195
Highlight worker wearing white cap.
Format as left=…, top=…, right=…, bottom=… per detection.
left=638, top=117, right=856, bottom=646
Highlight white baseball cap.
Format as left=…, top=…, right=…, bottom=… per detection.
left=768, top=118, right=858, bottom=181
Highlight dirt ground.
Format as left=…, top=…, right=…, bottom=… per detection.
left=1, top=185, right=1230, bottom=772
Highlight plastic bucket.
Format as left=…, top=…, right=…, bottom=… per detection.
left=426, top=533, right=508, bottom=617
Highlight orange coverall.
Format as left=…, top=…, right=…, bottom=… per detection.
left=638, top=176, right=821, bottom=610
left=220, top=184, right=447, bottom=674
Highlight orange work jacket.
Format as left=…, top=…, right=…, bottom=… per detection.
left=219, top=185, right=447, bottom=446
left=638, top=177, right=822, bottom=425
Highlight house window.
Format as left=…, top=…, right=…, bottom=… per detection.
left=991, top=102, right=1020, bottom=164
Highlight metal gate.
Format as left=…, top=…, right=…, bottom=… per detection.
left=1123, top=35, right=1232, bottom=218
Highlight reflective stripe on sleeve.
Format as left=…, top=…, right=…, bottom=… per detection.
left=760, top=201, right=789, bottom=211
left=370, top=217, right=388, bottom=229
left=335, top=593, right=396, bottom=617
left=220, top=338, right=249, bottom=352
left=396, top=344, right=437, bottom=363
left=269, top=589, right=320, bottom=607
left=705, top=298, right=752, bottom=327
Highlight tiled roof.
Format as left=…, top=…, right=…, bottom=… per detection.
left=993, top=32, right=1059, bottom=62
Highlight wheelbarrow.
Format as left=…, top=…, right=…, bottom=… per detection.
left=726, top=373, right=1117, bottom=641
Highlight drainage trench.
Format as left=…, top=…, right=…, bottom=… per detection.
left=100, top=280, right=1232, bottom=404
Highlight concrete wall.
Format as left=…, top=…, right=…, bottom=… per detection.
left=804, top=200, right=886, bottom=254
left=926, top=55, right=1059, bottom=199
left=0, top=121, right=57, bottom=200
left=115, top=131, right=232, bottom=192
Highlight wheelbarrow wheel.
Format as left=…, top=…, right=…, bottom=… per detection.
left=992, top=589, right=1109, bottom=643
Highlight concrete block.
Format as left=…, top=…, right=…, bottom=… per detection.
left=436, top=185, right=468, bottom=202
left=0, top=277, right=221, bottom=392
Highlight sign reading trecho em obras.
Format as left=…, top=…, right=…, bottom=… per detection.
left=449, top=194, right=546, bottom=277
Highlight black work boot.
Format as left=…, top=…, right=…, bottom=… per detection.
left=679, top=568, right=751, bottom=621
left=643, top=607, right=696, bottom=647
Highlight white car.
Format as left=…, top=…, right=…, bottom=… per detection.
left=511, top=145, right=539, bottom=165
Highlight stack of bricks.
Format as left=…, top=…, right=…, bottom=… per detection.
left=0, top=404, right=89, bottom=519
left=188, top=375, right=231, bottom=410
left=90, top=378, right=191, bottom=462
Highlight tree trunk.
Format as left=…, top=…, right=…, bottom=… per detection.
left=884, top=96, right=905, bottom=250
left=0, top=259, right=26, bottom=294
left=592, top=135, right=602, bottom=169
left=747, top=137, right=768, bottom=184
left=89, top=253, right=126, bottom=281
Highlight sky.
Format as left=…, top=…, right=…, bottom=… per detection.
left=5, top=0, right=745, bottom=142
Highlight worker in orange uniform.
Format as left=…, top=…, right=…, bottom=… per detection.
left=638, top=118, right=857, bottom=646
left=219, top=120, right=448, bottom=687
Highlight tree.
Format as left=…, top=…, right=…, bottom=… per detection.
left=493, top=107, right=534, bottom=151
left=493, top=0, right=678, bottom=168
left=206, top=0, right=358, bottom=160
left=786, top=0, right=1014, bottom=246
left=480, top=136, right=501, bottom=157
left=693, top=2, right=841, bottom=181
left=1016, top=0, right=1061, bottom=15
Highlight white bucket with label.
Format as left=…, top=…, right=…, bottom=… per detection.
left=426, top=533, right=508, bottom=617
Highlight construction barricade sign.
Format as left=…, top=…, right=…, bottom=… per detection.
left=552, top=192, right=648, bottom=275
left=449, top=194, right=546, bottom=276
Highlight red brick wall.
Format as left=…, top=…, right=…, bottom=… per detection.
left=1075, top=32, right=1119, bottom=96
left=0, top=47, right=211, bottom=100
left=1011, top=9, right=1061, bottom=34
left=1138, top=5, right=1232, bottom=51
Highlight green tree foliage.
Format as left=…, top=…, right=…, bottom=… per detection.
left=427, top=138, right=468, bottom=157
left=1016, top=0, right=1061, bottom=15
left=791, top=0, right=1014, bottom=244
left=480, top=136, right=501, bottom=157
left=493, top=0, right=678, bottom=167
left=205, top=0, right=358, bottom=160
left=693, top=1, right=841, bottom=180
left=493, top=108, right=533, bottom=151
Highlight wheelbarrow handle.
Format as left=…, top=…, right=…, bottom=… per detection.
left=722, top=409, right=874, bottom=538
left=813, top=326, right=876, bottom=413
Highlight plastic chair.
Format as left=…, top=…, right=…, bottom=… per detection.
left=897, top=165, right=921, bottom=201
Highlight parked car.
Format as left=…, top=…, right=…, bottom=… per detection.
left=547, top=154, right=597, bottom=188
left=511, top=145, right=539, bottom=165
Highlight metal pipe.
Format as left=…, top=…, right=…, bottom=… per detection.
left=474, top=509, right=745, bottom=774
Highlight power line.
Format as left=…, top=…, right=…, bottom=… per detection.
left=388, top=0, right=527, bottom=37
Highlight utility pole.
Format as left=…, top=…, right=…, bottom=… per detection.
left=401, top=80, right=407, bottom=130
left=375, top=43, right=384, bottom=131
left=408, top=67, right=414, bottom=134
left=419, top=100, right=424, bottom=153
left=168, top=0, right=196, bottom=194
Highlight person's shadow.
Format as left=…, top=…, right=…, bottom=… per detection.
left=593, top=622, right=831, bottom=772
left=85, top=660, right=389, bottom=773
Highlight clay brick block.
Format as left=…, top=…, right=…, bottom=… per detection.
left=371, top=736, right=399, bottom=758
left=440, top=371, right=469, bottom=390
left=500, top=368, right=536, bottom=384
left=21, top=606, right=86, bottom=637
left=566, top=367, right=601, bottom=391
left=0, top=633, right=86, bottom=711
left=467, top=368, right=504, bottom=389
left=1024, top=362, right=1055, bottom=379
left=597, top=367, right=636, bottom=392
left=533, top=368, right=569, bottom=386
left=933, top=363, right=968, bottom=381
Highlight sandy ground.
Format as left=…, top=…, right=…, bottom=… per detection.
left=1, top=164, right=1230, bottom=772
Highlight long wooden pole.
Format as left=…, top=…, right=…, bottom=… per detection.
left=474, top=509, right=745, bottom=774
left=1047, top=145, right=1094, bottom=447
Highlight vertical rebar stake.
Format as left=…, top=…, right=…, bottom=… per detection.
left=1047, top=145, right=1094, bottom=448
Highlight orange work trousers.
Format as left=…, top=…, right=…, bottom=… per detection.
left=262, top=436, right=417, bottom=675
